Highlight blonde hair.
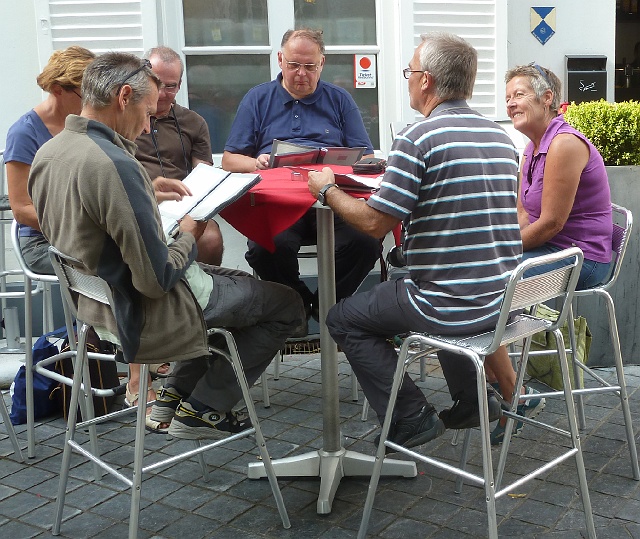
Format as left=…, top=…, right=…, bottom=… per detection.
left=36, top=46, right=96, bottom=93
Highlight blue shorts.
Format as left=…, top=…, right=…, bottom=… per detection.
left=522, top=244, right=612, bottom=290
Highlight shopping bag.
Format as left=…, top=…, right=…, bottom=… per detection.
left=9, top=327, right=67, bottom=425
left=54, top=326, right=122, bottom=421
left=526, top=304, right=590, bottom=390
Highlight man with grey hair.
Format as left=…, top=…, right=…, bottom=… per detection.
left=29, top=52, right=305, bottom=440
left=135, top=46, right=223, bottom=266
left=308, top=32, right=522, bottom=449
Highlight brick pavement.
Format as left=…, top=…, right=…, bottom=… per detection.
left=2, top=354, right=640, bottom=538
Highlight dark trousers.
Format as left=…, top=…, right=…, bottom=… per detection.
left=245, top=208, right=381, bottom=308
left=326, top=278, right=483, bottom=424
left=166, top=266, right=305, bottom=412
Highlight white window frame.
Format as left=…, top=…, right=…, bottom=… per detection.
left=159, top=0, right=388, bottom=157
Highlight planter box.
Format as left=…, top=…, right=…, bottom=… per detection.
left=574, top=165, right=640, bottom=366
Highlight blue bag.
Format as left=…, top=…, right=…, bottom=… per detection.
left=9, top=327, right=67, bottom=425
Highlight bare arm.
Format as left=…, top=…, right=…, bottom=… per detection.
left=6, top=161, right=41, bottom=230
left=192, top=156, right=212, bottom=168
left=221, top=151, right=270, bottom=172
left=520, top=133, right=588, bottom=251
left=308, top=168, right=399, bottom=239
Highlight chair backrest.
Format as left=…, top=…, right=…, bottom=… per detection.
left=0, top=150, right=12, bottom=212
left=48, top=246, right=114, bottom=322
left=605, top=203, right=632, bottom=290
left=485, top=246, right=584, bottom=354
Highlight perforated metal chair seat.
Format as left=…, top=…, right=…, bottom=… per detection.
left=424, top=314, right=551, bottom=355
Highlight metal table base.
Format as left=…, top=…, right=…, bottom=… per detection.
left=247, top=206, right=416, bottom=514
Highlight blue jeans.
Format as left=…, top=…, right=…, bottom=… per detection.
left=522, top=244, right=612, bottom=291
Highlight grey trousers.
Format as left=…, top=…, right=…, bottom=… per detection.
left=166, top=265, right=305, bottom=412
left=19, top=234, right=55, bottom=275
left=326, top=278, right=488, bottom=424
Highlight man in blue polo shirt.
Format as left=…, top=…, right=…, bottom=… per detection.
left=222, top=28, right=380, bottom=332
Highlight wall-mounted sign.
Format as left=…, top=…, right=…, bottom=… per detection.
left=531, top=7, right=556, bottom=45
left=354, top=54, right=376, bottom=89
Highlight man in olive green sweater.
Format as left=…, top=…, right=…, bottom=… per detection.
left=29, top=52, right=304, bottom=440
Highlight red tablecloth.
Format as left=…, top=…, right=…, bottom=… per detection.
left=220, top=165, right=376, bottom=252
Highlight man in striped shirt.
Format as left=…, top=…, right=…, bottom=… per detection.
left=308, top=32, right=522, bottom=449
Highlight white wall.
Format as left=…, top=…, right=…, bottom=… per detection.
left=506, top=0, right=616, bottom=110
left=0, top=2, right=42, bottom=150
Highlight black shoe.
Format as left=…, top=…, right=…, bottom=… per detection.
left=374, top=406, right=445, bottom=452
left=168, top=401, right=253, bottom=440
left=439, top=392, right=502, bottom=430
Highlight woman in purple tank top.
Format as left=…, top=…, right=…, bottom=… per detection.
left=484, top=63, right=613, bottom=445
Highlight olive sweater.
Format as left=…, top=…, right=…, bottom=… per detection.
left=29, top=115, right=209, bottom=364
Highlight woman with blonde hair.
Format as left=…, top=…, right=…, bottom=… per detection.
left=4, top=45, right=95, bottom=274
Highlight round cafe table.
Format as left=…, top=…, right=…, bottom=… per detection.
left=220, top=166, right=416, bottom=514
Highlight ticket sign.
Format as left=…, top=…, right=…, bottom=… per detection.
left=354, top=54, right=377, bottom=88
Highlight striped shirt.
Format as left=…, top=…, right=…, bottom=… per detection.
left=368, top=100, right=522, bottom=332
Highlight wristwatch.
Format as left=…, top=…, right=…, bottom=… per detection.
left=317, top=183, right=339, bottom=206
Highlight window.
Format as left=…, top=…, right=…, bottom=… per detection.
left=179, top=0, right=381, bottom=154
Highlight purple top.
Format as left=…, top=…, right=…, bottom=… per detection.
left=521, top=115, right=612, bottom=263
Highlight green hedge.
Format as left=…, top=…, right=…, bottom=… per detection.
left=563, top=100, right=640, bottom=166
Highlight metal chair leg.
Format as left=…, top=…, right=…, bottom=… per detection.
left=604, top=292, right=640, bottom=479
left=52, top=324, right=90, bottom=535
left=0, top=394, right=23, bottom=461
left=555, top=330, right=596, bottom=538
left=567, top=302, right=586, bottom=429
left=220, top=330, right=290, bottom=529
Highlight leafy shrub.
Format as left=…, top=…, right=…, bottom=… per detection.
left=563, top=100, right=640, bottom=166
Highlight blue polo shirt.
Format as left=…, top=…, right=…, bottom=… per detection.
left=224, top=73, right=373, bottom=156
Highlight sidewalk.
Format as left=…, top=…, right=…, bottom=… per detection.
left=2, top=352, right=640, bottom=538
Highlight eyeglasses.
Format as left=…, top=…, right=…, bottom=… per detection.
left=281, top=54, right=320, bottom=73
left=64, top=86, right=82, bottom=99
left=160, top=82, right=179, bottom=94
left=528, top=62, right=551, bottom=86
left=116, top=58, right=152, bottom=95
left=403, top=67, right=427, bottom=80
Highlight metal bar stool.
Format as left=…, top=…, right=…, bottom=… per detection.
left=358, top=247, right=596, bottom=539
left=49, top=246, right=290, bottom=539
left=507, top=203, right=639, bottom=480
left=9, top=219, right=57, bottom=458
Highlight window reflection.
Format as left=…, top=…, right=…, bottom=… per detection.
left=294, top=0, right=376, bottom=45
left=186, top=56, right=271, bottom=153
left=183, top=0, right=269, bottom=46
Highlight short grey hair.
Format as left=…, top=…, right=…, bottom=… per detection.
left=281, top=28, right=325, bottom=54
left=505, top=64, right=562, bottom=113
left=144, top=46, right=184, bottom=78
left=419, top=32, right=477, bottom=100
left=81, top=52, right=161, bottom=109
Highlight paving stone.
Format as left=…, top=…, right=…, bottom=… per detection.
left=1, top=363, right=639, bottom=538
left=0, top=490, right=48, bottom=518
